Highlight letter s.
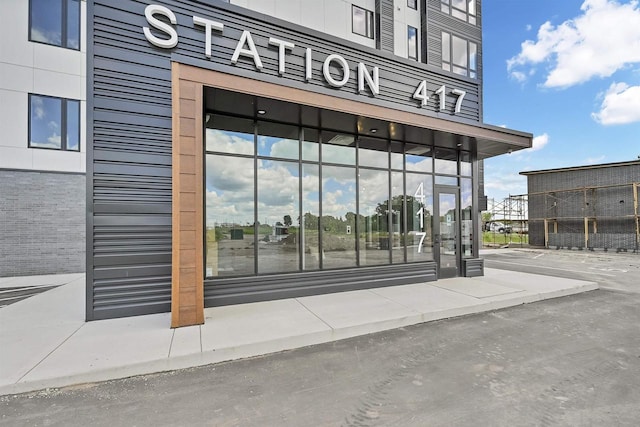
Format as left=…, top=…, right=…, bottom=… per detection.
left=143, top=5, right=178, bottom=49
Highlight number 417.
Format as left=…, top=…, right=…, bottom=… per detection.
left=413, top=82, right=466, bottom=114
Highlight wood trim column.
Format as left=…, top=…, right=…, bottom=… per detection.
left=171, top=62, right=204, bottom=328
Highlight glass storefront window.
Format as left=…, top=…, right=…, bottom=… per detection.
left=206, top=115, right=254, bottom=155
left=359, top=168, right=390, bottom=266
left=405, top=173, right=433, bottom=262
left=460, top=151, right=472, bottom=176
left=302, top=128, right=319, bottom=161
left=257, top=159, right=300, bottom=274
left=257, top=121, right=298, bottom=159
left=322, top=131, right=355, bottom=165
left=358, top=137, right=388, bottom=169
left=322, top=165, right=357, bottom=268
left=203, top=110, right=475, bottom=279
left=406, top=144, right=432, bottom=172
left=461, top=178, right=473, bottom=257
left=391, top=171, right=405, bottom=263
left=205, top=154, right=255, bottom=277
left=435, top=148, right=457, bottom=174
left=390, top=141, right=403, bottom=170
left=302, top=164, right=320, bottom=270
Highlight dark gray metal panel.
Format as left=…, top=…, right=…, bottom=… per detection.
left=88, top=0, right=177, bottom=319
left=204, top=263, right=438, bottom=307
left=463, top=258, right=484, bottom=277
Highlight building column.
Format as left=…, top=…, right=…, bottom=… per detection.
left=171, top=62, right=205, bottom=328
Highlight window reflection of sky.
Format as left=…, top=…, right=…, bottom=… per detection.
left=30, top=0, right=80, bottom=49
left=206, top=129, right=253, bottom=155
left=30, top=96, right=62, bottom=149
left=258, top=160, right=298, bottom=225
left=406, top=155, right=432, bottom=172
left=66, top=101, right=80, bottom=150
left=258, top=135, right=298, bottom=159
left=206, top=155, right=254, bottom=225
left=323, top=166, right=356, bottom=218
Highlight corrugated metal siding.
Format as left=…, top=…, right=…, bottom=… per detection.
left=205, top=263, right=437, bottom=307
left=89, top=0, right=483, bottom=319
left=89, top=1, right=174, bottom=319
left=377, top=0, right=394, bottom=53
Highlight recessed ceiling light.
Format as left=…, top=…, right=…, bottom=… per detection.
left=257, top=109, right=266, bottom=115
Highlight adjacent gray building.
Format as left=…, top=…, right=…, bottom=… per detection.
left=522, top=160, right=640, bottom=252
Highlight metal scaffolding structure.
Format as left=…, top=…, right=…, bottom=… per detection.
left=483, top=195, right=529, bottom=248
left=486, top=195, right=528, bottom=229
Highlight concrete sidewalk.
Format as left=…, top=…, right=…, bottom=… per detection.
left=0, top=269, right=598, bottom=396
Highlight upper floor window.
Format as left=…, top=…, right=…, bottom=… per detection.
left=29, top=94, right=80, bottom=151
left=441, top=0, right=476, bottom=25
left=441, top=32, right=477, bottom=79
left=408, top=26, right=418, bottom=60
left=29, top=0, right=81, bottom=50
left=352, top=5, right=375, bottom=39
left=408, top=0, right=418, bottom=9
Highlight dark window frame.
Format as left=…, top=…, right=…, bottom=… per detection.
left=28, top=93, right=81, bottom=152
left=408, top=0, right=418, bottom=10
left=351, top=5, right=375, bottom=39
left=440, top=0, right=477, bottom=25
left=28, top=0, right=81, bottom=50
left=441, top=31, right=478, bottom=79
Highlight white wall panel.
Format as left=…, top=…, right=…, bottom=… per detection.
left=33, top=149, right=83, bottom=173
left=0, top=146, right=32, bottom=170
left=0, top=63, right=34, bottom=93
left=33, top=69, right=84, bottom=100
left=33, top=44, right=85, bottom=78
left=0, top=90, right=27, bottom=148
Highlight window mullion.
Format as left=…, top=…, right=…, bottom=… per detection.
left=61, top=99, right=67, bottom=150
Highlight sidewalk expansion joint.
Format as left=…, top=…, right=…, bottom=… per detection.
left=16, top=322, right=86, bottom=384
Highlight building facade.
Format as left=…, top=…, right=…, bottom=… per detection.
left=85, top=0, right=531, bottom=325
left=0, top=0, right=87, bottom=276
left=522, top=161, right=640, bottom=251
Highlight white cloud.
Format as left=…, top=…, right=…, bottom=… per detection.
left=513, top=133, right=550, bottom=155
left=507, top=0, right=640, bottom=88
left=484, top=172, right=527, bottom=198
left=584, top=155, right=606, bottom=164
left=591, top=82, right=640, bottom=124
left=526, top=24, right=533, bottom=31
left=530, top=133, right=550, bottom=151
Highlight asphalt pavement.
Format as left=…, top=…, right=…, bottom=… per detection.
left=1, top=289, right=638, bottom=426
left=482, top=247, right=640, bottom=293
left=1, top=248, right=639, bottom=426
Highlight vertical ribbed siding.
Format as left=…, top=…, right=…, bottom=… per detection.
left=377, top=0, right=394, bottom=53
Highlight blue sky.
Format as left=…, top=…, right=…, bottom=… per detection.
left=482, top=0, right=640, bottom=201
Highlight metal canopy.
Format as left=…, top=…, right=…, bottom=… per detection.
left=204, top=87, right=532, bottom=159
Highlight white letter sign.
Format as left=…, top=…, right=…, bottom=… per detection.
left=193, top=16, right=224, bottom=58
left=268, top=37, right=295, bottom=75
left=143, top=5, right=178, bottom=49
left=357, top=63, right=379, bottom=96
left=323, top=54, right=350, bottom=87
left=231, top=30, right=263, bottom=70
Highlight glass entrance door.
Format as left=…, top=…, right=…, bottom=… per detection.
left=435, top=188, right=460, bottom=278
